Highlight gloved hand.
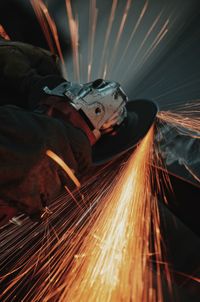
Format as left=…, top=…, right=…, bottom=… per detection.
left=0, top=105, right=92, bottom=223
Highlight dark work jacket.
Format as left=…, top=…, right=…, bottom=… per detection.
left=0, top=39, right=91, bottom=221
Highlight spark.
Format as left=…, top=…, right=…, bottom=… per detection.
left=183, top=164, right=200, bottom=184
left=0, top=162, right=123, bottom=301
left=1, top=108, right=199, bottom=300
left=31, top=0, right=66, bottom=71
left=46, top=149, right=81, bottom=188
left=31, top=0, right=54, bottom=54
left=45, top=127, right=172, bottom=302
left=121, top=10, right=166, bottom=82
left=133, top=19, right=169, bottom=74
left=65, top=0, right=80, bottom=81
left=157, top=104, right=200, bottom=184
left=113, top=0, right=149, bottom=77
left=0, top=24, right=10, bottom=40
left=155, top=78, right=200, bottom=100
left=98, top=0, right=118, bottom=78
left=176, top=271, right=200, bottom=284
left=87, top=0, right=98, bottom=81
left=107, top=0, right=133, bottom=76
left=0, top=128, right=174, bottom=301
left=158, top=103, right=200, bottom=136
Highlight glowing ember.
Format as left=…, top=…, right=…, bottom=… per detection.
left=158, top=104, right=200, bottom=184
left=0, top=24, right=10, bottom=40
left=65, top=0, right=80, bottom=81
left=46, top=149, right=81, bottom=188
left=121, top=10, right=167, bottom=82
left=31, top=0, right=67, bottom=77
left=108, top=0, right=132, bottom=75
left=98, top=0, right=118, bottom=78
left=113, top=0, right=149, bottom=77
left=87, top=0, right=98, bottom=81
left=158, top=103, right=200, bottom=136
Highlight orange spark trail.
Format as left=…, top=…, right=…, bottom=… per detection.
left=2, top=108, right=199, bottom=300
left=31, top=0, right=66, bottom=74
left=0, top=127, right=174, bottom=302
left=0, top=24, right=10, bottom=40
left=98, top=0, right=118, bottom=78
left=113, top=0, right=149, bottom=76
left=65, top=0, right=80, bottom=81
left=134, top=19, right=169, bottom=73
left=157, top=105, right=200, bottom=184
left=87, top=0, right=98, bottom=81
left=0, top=161, right=125, bottom=301
left=46, top=149, right=81, bottom=189
left=51, top=127, right=172, bottom=302
left=108, top=0, right=133, bottom=76
left=34, top=0, right=66, bottom=67
left=183, top=164, right=200, bottom=183
left=31, top=0, right=54, bottom=53
left=121, top=11, right=165, bottom=82
left=158, top=105, right=200, bottom=136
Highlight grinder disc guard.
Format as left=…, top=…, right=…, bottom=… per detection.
left=92, top=99, right=158, bottom=164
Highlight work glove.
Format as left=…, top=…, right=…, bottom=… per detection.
left=0, top=105, right=91, bottom=223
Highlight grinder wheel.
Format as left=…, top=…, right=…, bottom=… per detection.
left=92, top=99, right=158, bottom=165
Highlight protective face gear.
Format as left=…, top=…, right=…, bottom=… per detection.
left=43, top=79, right=128, bottom=141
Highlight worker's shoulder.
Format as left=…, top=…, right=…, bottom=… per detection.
left=0, top=38, right=53, bottom=59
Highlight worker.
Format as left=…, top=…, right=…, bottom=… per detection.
left=0, top=38, right=157, bottom=226
left=0, top=38, right=93, bottom=225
